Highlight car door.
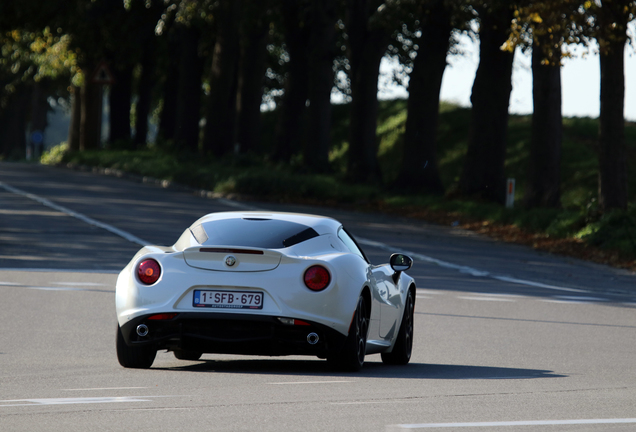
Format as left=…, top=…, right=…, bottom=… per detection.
left=373, top=265, right=402, bottom=340
left=337, top=227, right=381, bottom=339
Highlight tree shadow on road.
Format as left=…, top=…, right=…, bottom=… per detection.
left=153, top=358, right=566, bottom=380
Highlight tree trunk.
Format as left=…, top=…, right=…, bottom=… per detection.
left=130, top=0, right=163, bottom=148
left=458, top=6, right=514, bottom=204
left=68, top=85, right=82, bottom=151
left=109, top=64, right=133, bottom=146
left=598, top=37, right=627, bottom=211
left=304, top=0, right=337, bottom=172
left=174, top=25, right=204, bottom=153
left=202, top=0, right=241, bottom=157
left=80, top=79, right=102, bottom=151
left=236, top=5, right=269, bottom=155
left=525, top=39, right=562, bottom=208
left=272, top=0, right=311, bottom=163
left=346, top=0, right=388, bottom=183
left=0, top=86, right=30, bottom=159
left=134, top=44, right=156, bottom=148
left=158, top=29, right=180, bottom=144
left=395, top=1, right=451, bottom=194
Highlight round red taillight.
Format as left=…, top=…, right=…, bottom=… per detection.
left=304, top=266, right=330, bottom=291
left=137, top=259, right=161, bottom=285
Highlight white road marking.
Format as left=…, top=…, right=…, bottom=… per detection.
left=541, top=299, right=595, bottom=305
left=62, top=387, right=147, bottom=391
left=52, top=282, right=108, bottom=286
left=457, top=296, right=515, bottom=302
left=388, top=418, right=636, bottom=429
left=357, top=238, right=589, bottom=294
left=492, top=275, right=587, bottom=293
left=0, top=396, right=151, bottom=407
left=268, top=381, right=352, bottom=385
left=554, top=296, right=607, bottom=302
left=0, top=395, right=184, bottom=408
left=2, top=281, right=87, bottom=291
left=0, top=281, right=111, bottom=292
left=479, top=293, right=527, bottom=298
left=0, top=209, right=65, bottom=216
left=0, top=268, right=119, bottom=274
left=27, top=286, right=89, bottom=291
left=0, top=181, right=150, bottom=246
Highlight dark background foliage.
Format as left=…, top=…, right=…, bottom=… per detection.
left=2, top=0, right=636, bottom=265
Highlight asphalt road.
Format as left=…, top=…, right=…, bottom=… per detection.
left=1, top=162, right=635, bottom=431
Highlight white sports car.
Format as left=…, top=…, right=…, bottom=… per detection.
left=115, top=211, right=415, bottom=371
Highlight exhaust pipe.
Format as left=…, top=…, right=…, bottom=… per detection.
left=136, top=324, right=149, bottom=337
left=307, top=332, right=319, bottom=345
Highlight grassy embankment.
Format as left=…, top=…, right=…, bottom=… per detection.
left=42, top=100, right=636, bottom=269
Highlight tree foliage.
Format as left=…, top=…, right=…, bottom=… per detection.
left=1, top=0, right=634, bottom=212
left=505, top=0, right=592, bottom=62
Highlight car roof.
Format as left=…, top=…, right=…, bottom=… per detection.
left=192, top=211, right=342, bottom=236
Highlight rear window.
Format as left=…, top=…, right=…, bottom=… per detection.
left=191, top=218, right=319, bottom=249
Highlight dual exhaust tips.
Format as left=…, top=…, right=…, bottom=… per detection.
left=307, top=332, right=319, bottom=345
left=137, top=324, right=319, bottom=345
left=136, top=324, right=149, bottom=337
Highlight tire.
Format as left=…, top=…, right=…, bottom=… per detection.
left=328, top=296, right=369, bottom=372
left=381, top=289, right=414, bottom=365
left=116, top=325, right=156, bottom=369
left=173, top=350, right=202, bottom=361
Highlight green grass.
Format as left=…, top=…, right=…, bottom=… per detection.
left=41, top=100, right=636, bottom=261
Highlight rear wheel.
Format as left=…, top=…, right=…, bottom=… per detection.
left=328, top=295, right=368, bottom=372
left=173, top=350, right=202, bottom=361
left=116, top=326, right=156, bottom=369
left=381, top=289, right=414, bottom=365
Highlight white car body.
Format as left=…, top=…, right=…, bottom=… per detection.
left=115, top=211, right=416, bottom=370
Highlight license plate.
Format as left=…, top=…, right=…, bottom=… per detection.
left=193, top=290, right=263, bottom=309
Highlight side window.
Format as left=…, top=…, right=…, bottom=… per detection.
left=338, top=227, right=368, bottom=263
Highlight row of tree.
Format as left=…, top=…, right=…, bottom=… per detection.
left=1, top=0, right=634, bottom=210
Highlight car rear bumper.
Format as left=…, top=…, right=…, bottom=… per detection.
left=119, top=312, right=348, bottom=358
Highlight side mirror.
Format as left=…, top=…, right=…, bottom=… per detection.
left=390, top=253, right=413, bottom=272
left=390, top=254, right=413, bottom=283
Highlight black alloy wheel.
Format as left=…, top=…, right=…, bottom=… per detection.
left=116, top=326, right=157, bottom=369
left=328, top=295, right=369, bottom=372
